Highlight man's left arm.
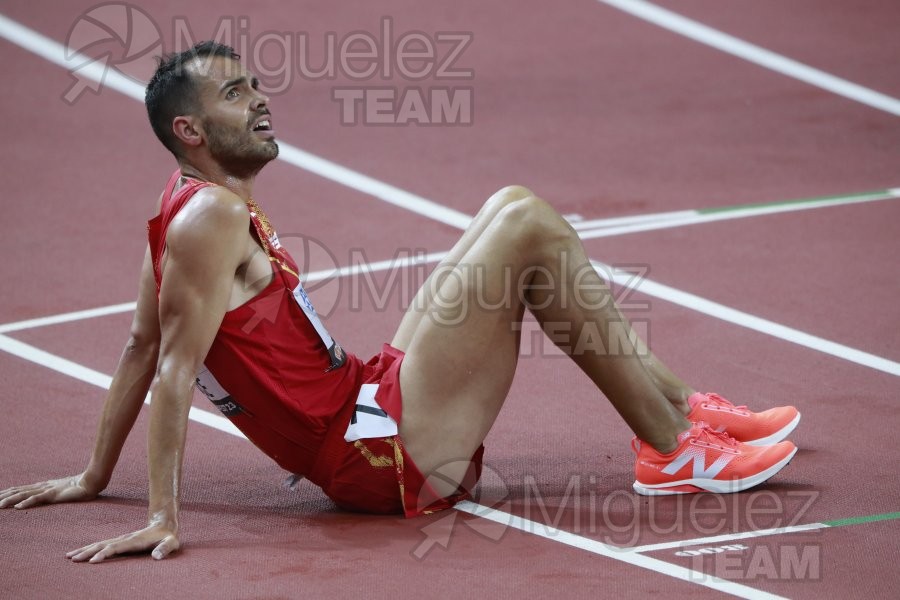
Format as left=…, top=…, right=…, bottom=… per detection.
left=66, top=188, right=250, bottom=563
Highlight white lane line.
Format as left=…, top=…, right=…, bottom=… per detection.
left=624, top=522, right=828, bottom=554
left=597, top=0, right=900, bottom=117
left=310, top=250, right=448, bottom=281
left=577, top=191, right=899, bottom=239
left=0, top=13, right=144, bottom=100
left=5, top=188, right=897, bottom=335
left=4, top=188, right=894, bottom=333
left=0, top=333, right=244, bottom=438
left=454, top=501, right=787, bottom=600
left=276, top=146, right=472, bottom=229
left=0, top=334, right=113, bottom=389
left=595, top=260, right=900, bottom=377
left=0, top=302, right=138, bottom=334
left=0, top=13, right=472, bottom=230
left=0, top=251, right=450, bottom=334
left=4, top=251, right=897, bottom=379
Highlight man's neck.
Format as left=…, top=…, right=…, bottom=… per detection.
left=177, top=159, right=256, bottom=200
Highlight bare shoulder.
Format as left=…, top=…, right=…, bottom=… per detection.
left=168, top=186, right=249, bottom=248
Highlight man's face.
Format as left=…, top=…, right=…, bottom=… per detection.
left=188, top=55, right=279, bottom=174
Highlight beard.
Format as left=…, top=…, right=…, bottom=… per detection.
left=205, top=118, right=279, bottom=178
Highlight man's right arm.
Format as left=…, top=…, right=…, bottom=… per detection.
left=0, top=235, right=162, bottom=508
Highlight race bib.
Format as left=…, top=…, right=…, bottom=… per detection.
left=344, top=383, right=399, bottom=442
left=196, top=366, right=242, bottom=417
left=292, top=282, right=346, bottom=371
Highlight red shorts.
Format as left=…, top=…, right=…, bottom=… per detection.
left=308, top=343, right=484, bottom=517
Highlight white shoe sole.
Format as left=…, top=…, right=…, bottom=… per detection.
left=632, top=446, right=798, bottom=496
left=744, top=412, right=801, bottom=446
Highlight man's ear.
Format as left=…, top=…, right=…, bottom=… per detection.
left=172, top=116, right=203, bottom=148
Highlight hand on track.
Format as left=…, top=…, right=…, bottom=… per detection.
left=66, top=524, right=179, bottom=563
left=0, top=474, right=99, bottom=509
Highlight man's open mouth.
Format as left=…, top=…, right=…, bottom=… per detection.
left=252, top=119, right=272, bottom=132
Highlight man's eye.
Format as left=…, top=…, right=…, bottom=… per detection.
left=226, top=88, right=238, bottom=99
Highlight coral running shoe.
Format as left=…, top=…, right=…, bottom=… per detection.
left=632, top=422, right=797, bottom=496
left=687, top=392, right=800, bottom=446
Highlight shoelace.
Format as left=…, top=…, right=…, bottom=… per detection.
left=703, top=393, right=749, bottom=414
left=693, top=421, right=739, bottom=450
left=632, top=422, right=740, bottom=455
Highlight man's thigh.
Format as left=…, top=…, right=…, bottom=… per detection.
left=391, top=185, right=535, bottom=352
left=397, top=224, right=532, bottom=493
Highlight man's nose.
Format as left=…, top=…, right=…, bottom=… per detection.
left=251, top=89, right=270, bottom=111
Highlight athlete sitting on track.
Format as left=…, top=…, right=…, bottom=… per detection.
left=0, top=42, right=800, bottom=563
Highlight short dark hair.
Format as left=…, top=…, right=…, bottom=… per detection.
left=145, top=41, right=240, bottom=157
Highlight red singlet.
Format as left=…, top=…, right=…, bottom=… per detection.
left=148, top=171, right=364, bottom=480
left=147, top=171, right=482, bottom=517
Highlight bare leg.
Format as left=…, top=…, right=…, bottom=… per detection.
left=631, top=337, right=694, bottom=413
left=395, top=192, right=691, bottom=495
left=392, top=187, right=695, bottom=415
left=391, top=185, right=535, bottom=351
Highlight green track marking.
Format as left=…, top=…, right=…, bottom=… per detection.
left=824, top=511, right=900, bottom=528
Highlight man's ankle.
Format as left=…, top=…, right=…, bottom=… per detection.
left=652, top=439, right=678, bottom=455
left=649, top=420, right=692, bottom=455
left=669, top=387, right=696, bottom=416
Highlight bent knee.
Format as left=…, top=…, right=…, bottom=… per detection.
left=492, top=184, right=535, bottom=202
left=497, top=194, right=558, bottom=228
left=481, top=184, right=536, bottom=215
left=495, top=195, right=573, bottom=248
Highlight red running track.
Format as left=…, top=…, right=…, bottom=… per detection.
left=1, top=1, right=898, bottom=598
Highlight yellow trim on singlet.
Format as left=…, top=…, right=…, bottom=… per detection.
left=353, top=440, right=395, bottom=468
left=268, top=256, right=300, bottom=279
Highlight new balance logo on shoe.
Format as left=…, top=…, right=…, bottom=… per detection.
left=660, top=445, right=736, bottom=479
